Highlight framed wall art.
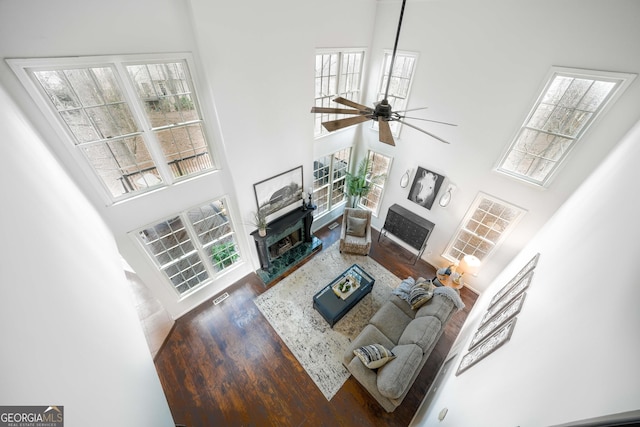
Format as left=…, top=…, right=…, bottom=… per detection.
left=469, top=292, right=526, bottom=350
left=456, top=317, right=517, bottom=376
left=489, top=253, right=539, bottom=308
left=254, top=166, right=304, bottom=221
left=481, top=270, right=533, bottom=326
left=407, top=166, right=445, bottom=210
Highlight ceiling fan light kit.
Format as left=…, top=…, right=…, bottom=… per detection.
left=310, top=0, right=456, bottom=146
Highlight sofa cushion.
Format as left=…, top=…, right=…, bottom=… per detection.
left=343, top=324, right=395, bottom=367
left=346, top=216, right=367, bottom=237
left=398, top=316, right=442, bottom=352
left=388, top=295, right=417, bottom=320
left=415, top=294, right=455, bottom=324
left=354, top=344, right=396, bottom=369
left=377, top=344, right=423, bottom=399
left=369, top=301, right=413, bottom=343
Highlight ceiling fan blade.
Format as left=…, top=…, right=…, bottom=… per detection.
left=397, top=119, right=451, bottom=144
left=378, top=119, right=395, bottom=146
left=332, top=97, right=372, bottom=112
left=322, top=115, right=371, bottom=132
left=310, top=107, right=364, bottom=115
left=401, top=116, right=458, bottom=127
left=394, top=106, right=429, bottom=113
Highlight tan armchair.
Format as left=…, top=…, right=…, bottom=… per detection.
left=339, top=208, right=372, bottom=255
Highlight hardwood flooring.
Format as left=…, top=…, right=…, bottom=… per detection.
left=154, top=218, right=478, bottom=427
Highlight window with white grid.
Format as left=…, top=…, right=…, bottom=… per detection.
left=444, top=193, right=525, bottom=263
left=313, top=49, right=365, bottom=137
left=137, top=198, right=240, bottom=295
left=359, top=150, right=391, bottom=214
left=312, top=148, right=351, bottom=216
left=375, top=51, right=417, bottom=136
left=497, top=67, right=635, bottom=186
left=9, top=54, right=214, bottom=203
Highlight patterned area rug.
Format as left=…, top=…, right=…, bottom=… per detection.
left=254, top=242, right=402, bottom=401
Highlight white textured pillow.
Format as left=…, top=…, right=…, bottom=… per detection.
left=353, top=344, right=396, bottom=369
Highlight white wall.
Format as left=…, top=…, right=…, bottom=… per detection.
left=2, top=0, right=640, bottom=318
left=360, top=0, right=640, bottom=293
left=413, top=118, right=640, bottom=426
left=0, top=0, right=256, bottom=318
left=188, top=0, right=377, bottom=231
left=0, top=85, right=173, bottom=425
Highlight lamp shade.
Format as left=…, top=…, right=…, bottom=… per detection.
left=459, top=255, right=481, bottom=276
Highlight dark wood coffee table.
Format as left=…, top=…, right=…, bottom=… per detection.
left=313, top=264, right=375, bottom=327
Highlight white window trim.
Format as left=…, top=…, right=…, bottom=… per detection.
left=133, top=196, right=243, bottom=299
left=371, top=50, right=419, bottom=139
left=357, top=150, right=393, bottom=217
left=314, top=47, right=367, bottom=139
left=7, top=53, right=217, bottom=205
left=443, top=192, right=526, bottom=265
left=495, top=66, right=636, bottom=187
left=312, top=147, right=352, bottom=218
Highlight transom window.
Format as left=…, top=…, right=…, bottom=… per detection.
left=313, top=49, right=365, bottom=137
left=497, top=67, right=635, bottom=186
left=312, top=147, right=352, bottom=216
left=136, top=198, right=240, bottom=295
left=9, top=54, right=214, bottom=203
left=375, top=51, right=417, bottom=136
left=358, top=150, right=391, bottom=214
left=444, top=193, right=525, bottom=263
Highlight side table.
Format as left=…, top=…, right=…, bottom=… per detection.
left=435, top=272, right=464, bottom=290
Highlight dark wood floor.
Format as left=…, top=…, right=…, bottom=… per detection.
left=154, top=218, right=478, bottom=427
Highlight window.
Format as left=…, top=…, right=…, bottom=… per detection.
left=358, top=150, right=391, bottom=214
left=312, top=148, right=351, bottom=215
left=497, top=67, right=635, bottom=186
left=444, top=193, right=525, bottom=263
left=137, top=198, right=240, bottom=295
left=375, top=51, right=417, bottom=136
left=313, top=49, right=365, bottom=137
left=9, top=54, right=214, bottom=202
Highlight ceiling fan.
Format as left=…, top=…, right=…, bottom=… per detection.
left=310, top=0, right=456, bottom=146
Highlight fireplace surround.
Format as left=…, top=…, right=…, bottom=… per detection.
left=251, top=208, right=322, bottom=285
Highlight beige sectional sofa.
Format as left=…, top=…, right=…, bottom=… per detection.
left=342, top=279, right=464, bottom=412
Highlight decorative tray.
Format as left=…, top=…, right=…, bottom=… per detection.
left=332, top=274, right=360, bottom=300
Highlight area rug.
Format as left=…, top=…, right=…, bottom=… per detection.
left=254, top=242, right=402, bottom=401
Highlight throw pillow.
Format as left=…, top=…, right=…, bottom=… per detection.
left=353, top=343, right=396, bottom=369
left=346, top=216, right=367, bottom=237
left=391, top=277, right=415, bottom=302
left=408, top=283, right=435, bottom=310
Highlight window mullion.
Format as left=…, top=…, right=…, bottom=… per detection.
left=112, top=61, right=175, bottom=185
left=180, top=212, right=217, bottom=280
left=524, top=125, right=577, bottom=141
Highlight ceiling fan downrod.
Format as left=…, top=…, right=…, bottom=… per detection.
left=383, top=0, right=407, bottom=102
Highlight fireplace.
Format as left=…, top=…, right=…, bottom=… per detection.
left=269, top=228, right=301, bottom=259
left=251, top=208, right=322, bottom=285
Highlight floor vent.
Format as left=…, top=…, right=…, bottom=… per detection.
left=328, top=222, right=340, bottom=230
left=213, top=292, right=229, bottom=305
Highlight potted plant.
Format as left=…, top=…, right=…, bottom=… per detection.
left=345, top=157, right=386, bottom=208
left=252, top=209, right=268, bottom=237
left=211, top=242, right=239, bottom=270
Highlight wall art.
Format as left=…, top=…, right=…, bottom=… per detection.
left=254, top=166, right=303, bottom=221
left=469, top=292, right=526, bottom=350
left=489, top=252, right=539, bottom=308
left=407, top=166, right=445, bottom=210
left=481, top=270, right=533, bottom=326
left=456, top=317, right=517, bottom=376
